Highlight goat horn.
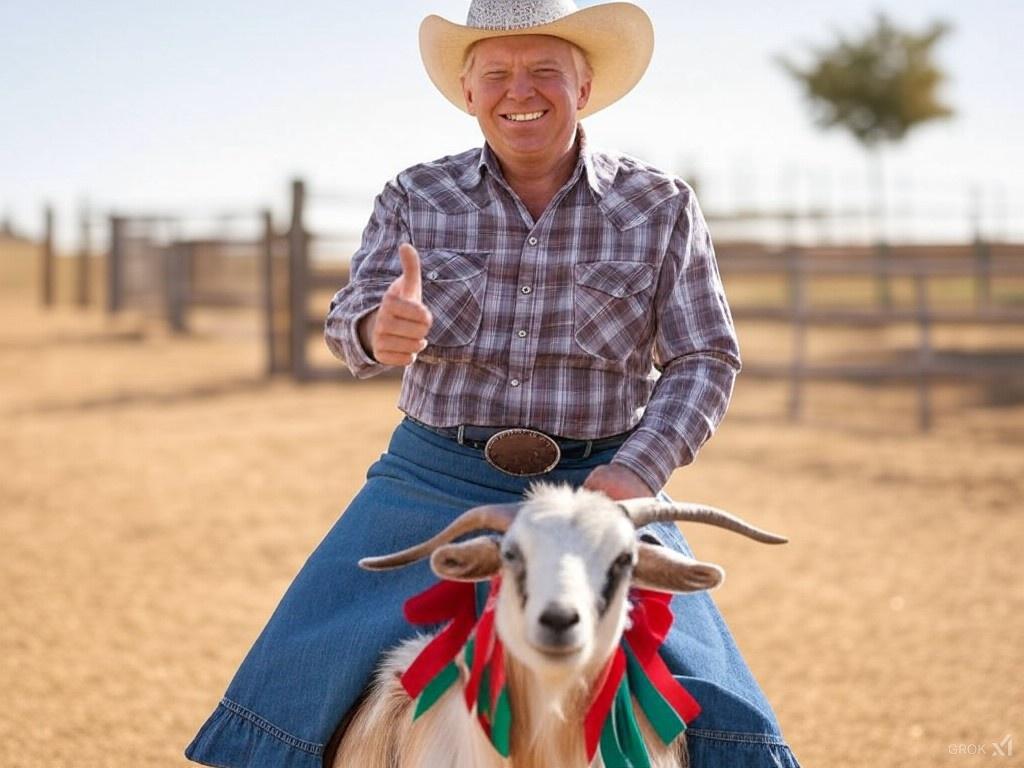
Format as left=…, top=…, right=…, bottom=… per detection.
left=620, top=499, right=788, bottom=544
left=358, top=503, right=521, bottom=571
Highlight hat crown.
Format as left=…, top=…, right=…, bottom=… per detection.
left=466, top=0, right=579, bottom=31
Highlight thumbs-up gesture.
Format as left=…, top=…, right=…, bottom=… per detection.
left=359, top=243, right=434, bottom=366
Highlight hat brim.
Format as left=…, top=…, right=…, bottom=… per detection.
left=419, top=2, right=654, bottom=119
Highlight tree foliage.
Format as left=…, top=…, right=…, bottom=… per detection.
left=777, top=13, right=955, bottom=148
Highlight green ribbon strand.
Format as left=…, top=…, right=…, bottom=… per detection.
left=599, top=675, right=651, bottom=768
left=622, top=640, right=686, bottom=744
left=413, top=661, right=459, bottom=720
left=491, top=686, right=512, bottom=757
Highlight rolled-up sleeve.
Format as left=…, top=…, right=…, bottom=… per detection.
left=611, top=187, right=742, bottom=492
left=324, top=179, right=411, bottom=379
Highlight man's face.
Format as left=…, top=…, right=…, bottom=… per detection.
left=461, top=35, right=592, bottom=168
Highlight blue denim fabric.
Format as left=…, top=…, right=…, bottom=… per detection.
left=185, top=418, right=799, bottom=767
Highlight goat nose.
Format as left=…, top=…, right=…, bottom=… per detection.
left=538, top=604, right=580, bottom=633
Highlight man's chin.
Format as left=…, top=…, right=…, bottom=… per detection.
left=487, top=137, right=563, bottom=167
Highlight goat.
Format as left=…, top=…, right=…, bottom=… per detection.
left=333, top=483, right=787, bottom=768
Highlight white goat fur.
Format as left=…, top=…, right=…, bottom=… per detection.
left=333, top=484, right=717, bottom=768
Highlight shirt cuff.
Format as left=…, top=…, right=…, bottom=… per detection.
left=324, top=304, right=392, bottom=379
left=611, top=427, right=695, bottom=495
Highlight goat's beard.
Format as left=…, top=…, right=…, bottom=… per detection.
left=494, top=591, right=631, bottom=713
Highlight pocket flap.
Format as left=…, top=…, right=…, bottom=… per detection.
left=420, top=249, right=488, bottom=282
left=574, top=261, right=655, bottom=298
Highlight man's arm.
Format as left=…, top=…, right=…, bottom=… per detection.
left=325, top=179, right=426, bottom=377
left=603, top=187, right=741, bottom=495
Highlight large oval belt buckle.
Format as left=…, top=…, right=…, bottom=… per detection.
left=484, top=428, right=561, bottom=476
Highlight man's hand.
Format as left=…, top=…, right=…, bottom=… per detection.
left=582, top=463, right=655, bottom=501
left=358, top=243, right=433, bottom=366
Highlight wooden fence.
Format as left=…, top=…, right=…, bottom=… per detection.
left=718, top=242, right=1024, bottom=429
left=41, top=197, right=1024, bottom=423
left=105, top=210, right=288, bottom=376
left=43, top=187, right=352, bottom=382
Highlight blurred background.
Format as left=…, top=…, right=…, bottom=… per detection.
left=1, top=1, right=1021, bottom=766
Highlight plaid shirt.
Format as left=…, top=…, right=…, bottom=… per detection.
left=325, top=129, right=741, bottom=492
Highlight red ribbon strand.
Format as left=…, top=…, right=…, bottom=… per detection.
left=399, top=579, right=478, bottom=699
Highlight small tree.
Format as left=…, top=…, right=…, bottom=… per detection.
left=777, top=12, right=955, bottom=243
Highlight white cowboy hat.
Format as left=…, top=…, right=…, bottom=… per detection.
left=420, top=0, right=654, bottom=119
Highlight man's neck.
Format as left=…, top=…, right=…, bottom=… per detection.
left=493, top=132, right=582, bottom=220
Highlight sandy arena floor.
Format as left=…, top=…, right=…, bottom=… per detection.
left=1, top=251, right=1022, bottom=767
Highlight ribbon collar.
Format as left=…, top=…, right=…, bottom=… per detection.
left=399, top=575, right=701, bottom=766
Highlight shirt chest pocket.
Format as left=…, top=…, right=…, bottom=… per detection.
left=573, top=260, right=657, bottom=360
left=420, top=249, right=489, bottom=348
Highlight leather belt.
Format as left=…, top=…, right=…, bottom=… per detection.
left=407, top=418, right=633, bottom=477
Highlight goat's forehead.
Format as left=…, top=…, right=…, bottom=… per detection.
left=510, top=494, right=633, bottom=550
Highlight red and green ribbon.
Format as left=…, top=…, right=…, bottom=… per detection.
left=462, top=575, right=512, bottom=756
left=622, top=589, right=702, bottom=742
left=399, top=578, right=477, bottom=715
left=400, top=578, right=700, bottom=765
left=582, top=589, right=702, bottom=765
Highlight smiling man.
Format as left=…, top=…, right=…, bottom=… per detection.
left=185, top=2, right=801, bottom=767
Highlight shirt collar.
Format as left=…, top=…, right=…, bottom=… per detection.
left=462, top=123, right=618, bottom=202
left=578, top=124, right=618, bottom=201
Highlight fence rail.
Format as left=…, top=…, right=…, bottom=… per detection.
left=38, top=192, right=1024, bottom=424
left=718, top=244, right=1024, bottom=429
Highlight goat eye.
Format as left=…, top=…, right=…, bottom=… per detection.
left=502, top=548, right=518, bottom=562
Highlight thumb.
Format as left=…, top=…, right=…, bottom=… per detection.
left=396, top=243, right=422, bottom=302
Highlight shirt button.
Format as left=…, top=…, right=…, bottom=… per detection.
left=510, top=379, right=521, bottom=387
left=427, top=270, right=438, bottom=280
left=517, top=329, right=527, bottom=338
left=527, top=236, right=538, bottom=246
left=520, top=285, right=532, bottom=295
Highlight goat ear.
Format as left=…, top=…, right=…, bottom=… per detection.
left=632, top=542, right=725, bottom=593
left=430, top=537, right=501, bottom=582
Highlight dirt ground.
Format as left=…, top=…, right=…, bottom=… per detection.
left=1, top=246, right=1022, bottom=768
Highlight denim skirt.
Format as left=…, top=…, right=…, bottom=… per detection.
left=185, top=417, right=800, bottom=767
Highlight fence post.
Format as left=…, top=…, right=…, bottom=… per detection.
left=261, top=209, right=280, bottom=377
left=76, top=203, right=91, bottom=307
left=914, top=270, right=933, bottom=431
left=107, top=215, right=124, bottom=314
left=874, top=239, right=891, bottom=309
left=165, top=241, right=188, bottom=333
left=973, top=235, right=991, bottom=310
left=787, top=247, right=807, bottom=421
left=41, top=205, right=55, bottom=307
left=288, top=179, right=309, bottom=381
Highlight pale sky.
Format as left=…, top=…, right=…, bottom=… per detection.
left=2, top=0, right=1022, bottom=247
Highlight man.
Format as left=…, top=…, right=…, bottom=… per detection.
left=186, top=1, right=800, bottom=766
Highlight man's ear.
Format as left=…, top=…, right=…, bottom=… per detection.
left=462, top=78, right=477, bottom=116
left=430, top=536, right=501, bottom=581
left=577, top=76, right=592, bottom=111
